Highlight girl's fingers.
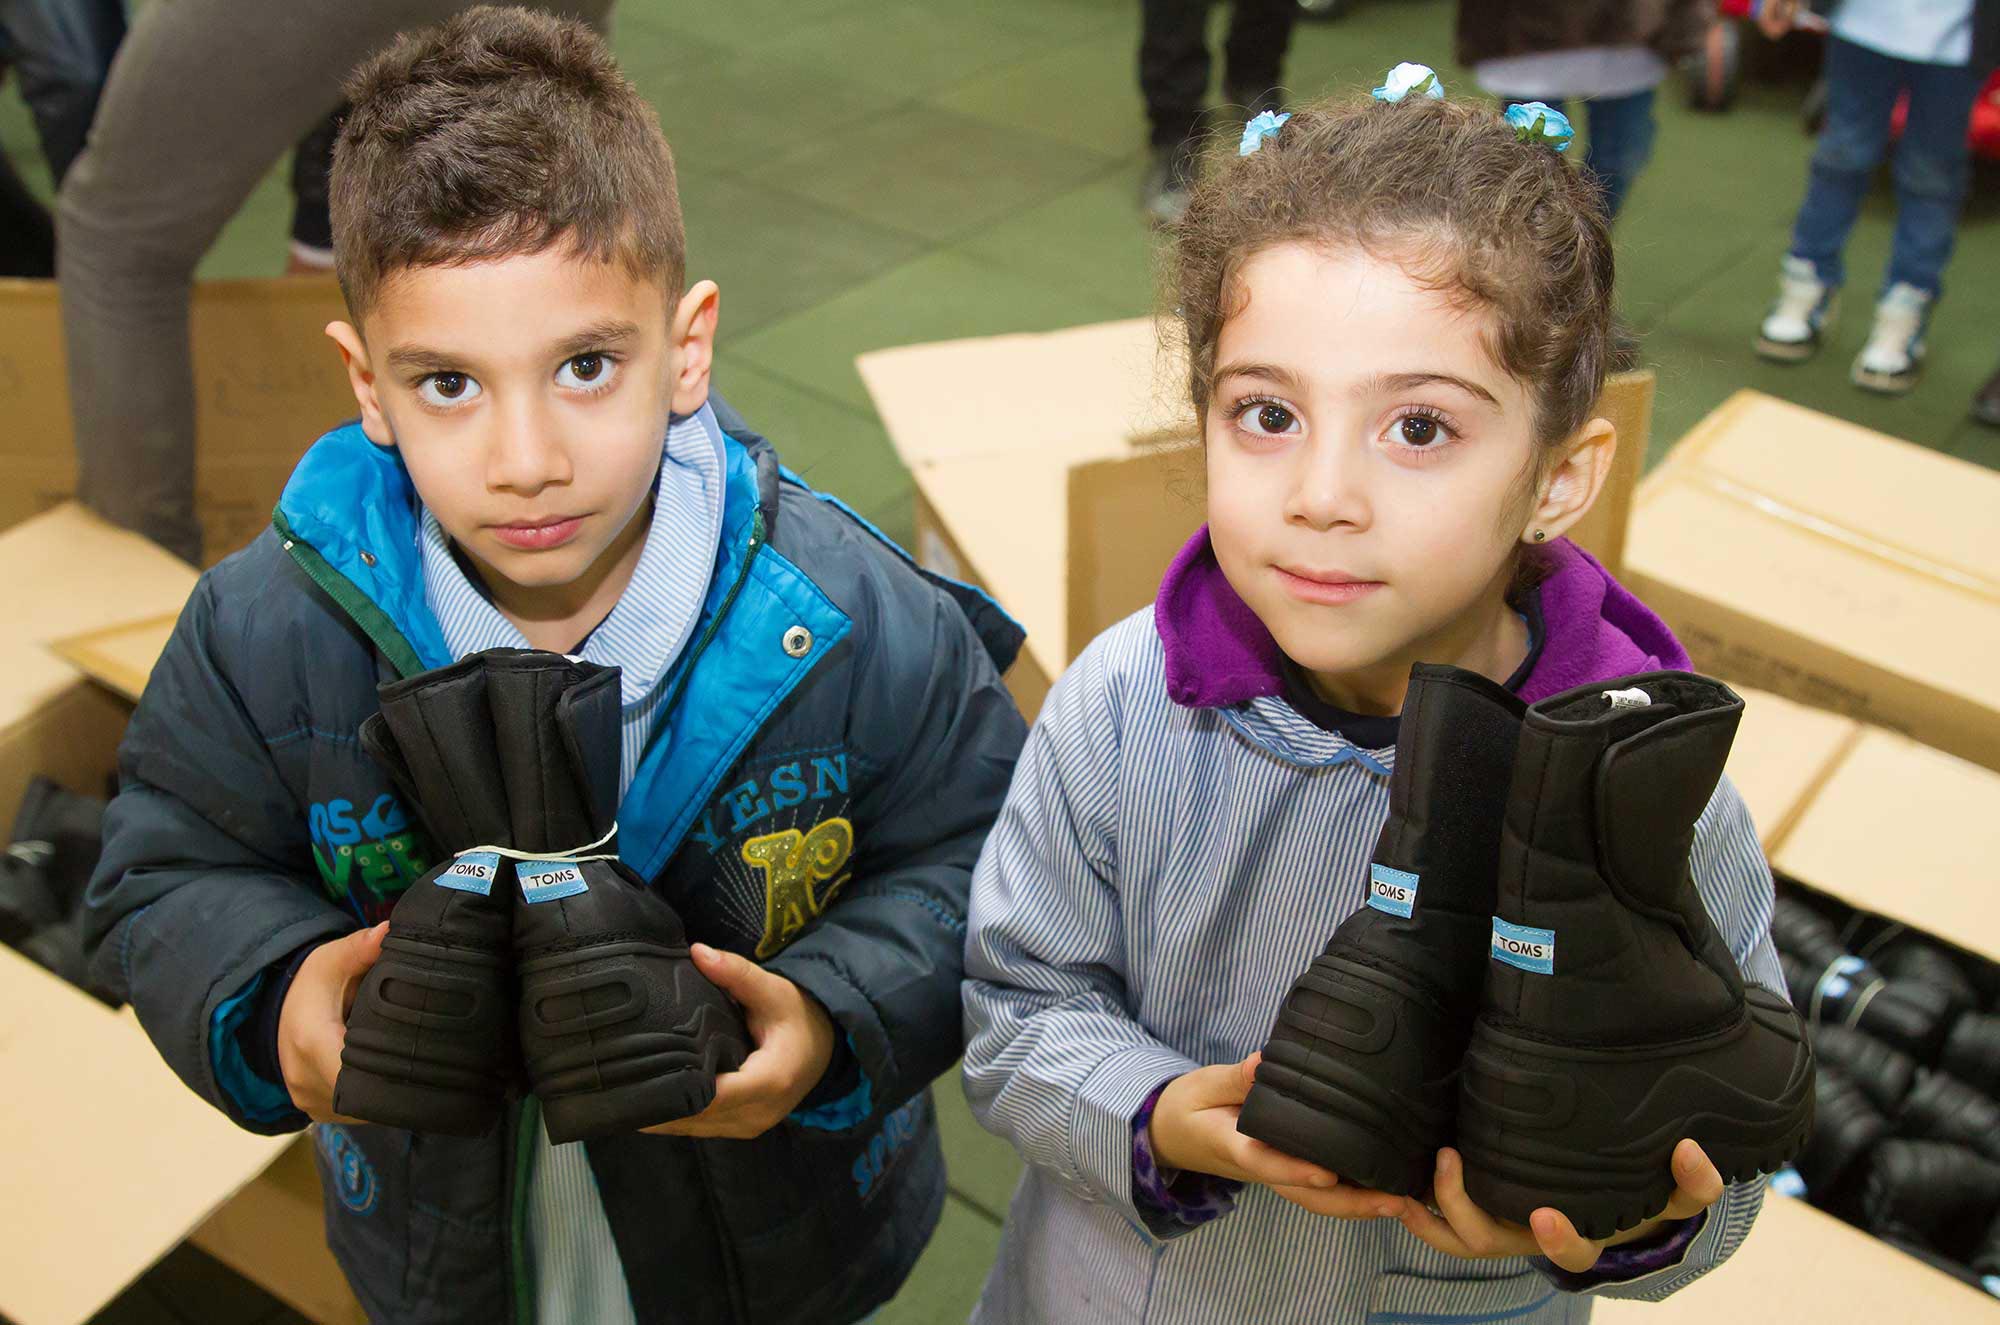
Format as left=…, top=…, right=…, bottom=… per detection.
left=1271, top=1183, right=1407, bottom=1219
left=1396, top=1198, right=1474, bottom=1258
left=1226, top=1130, right=1340, bottom=1190
left=1662, top=1139, right=1726, bottom=1219
left=1428, top=1149, right=1513, bottom=1258
left=1528, top=1207, right=1604, bottom=1274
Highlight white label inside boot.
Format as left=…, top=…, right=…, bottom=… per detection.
left=438, top=850, right=501, bottom=896
left=519, top=859, right=590, bottom=904
left=1602, top=687, right=1651, bottom=710
left=1491, top=917, right=1556, bottom=974
left=1367, top=864, right=1419, bottom=918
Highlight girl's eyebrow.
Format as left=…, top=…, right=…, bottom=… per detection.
left=1360, top=371, right=1500, bottom=406
left=1213, top=360, right=1306, bottom=392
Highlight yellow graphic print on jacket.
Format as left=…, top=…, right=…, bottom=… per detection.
left=743, top=817, right=855, bottom=958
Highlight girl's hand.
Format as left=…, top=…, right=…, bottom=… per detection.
left=1396, top=1141, right=1726, bottom=1274
left=640, top=944, right=836, bottom=1140
left=1755, top=0, right=1799, bottom=40
left=1152, top=1054, right=1405, bottom=1219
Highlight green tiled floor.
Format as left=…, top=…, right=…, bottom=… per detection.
left=5, top=0, right=1996, bottom=1320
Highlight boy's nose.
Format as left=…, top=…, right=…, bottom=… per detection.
left=486, top=397, right=573, bottom=495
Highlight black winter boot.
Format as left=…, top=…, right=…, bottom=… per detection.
left=1863, top=1140, right=2000, bottom=1264
left=1774, top=903, right=1954, bottom=1060
left=1239, top=665, right=1524, bottom=1192
left=1807, top=1023, right=1917, bottom=1112
left=484, top=651, right=750, bottom=1143
left=1943, top=1012, right=2000, bottom=1097
left=1867, top=929, right=1981, bottom=1021
left=337, top=655, right=521, bottom=1135
left=1900, top=1070, right=2000, bottom=1164
left=1239, top=666, right=1525, bottom=1194
left=1791, top=1065, right=1888, bottom=1213
left=1456, top=673, right=1815, bottom=1238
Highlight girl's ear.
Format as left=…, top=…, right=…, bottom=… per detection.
left=1524, top=417, right=1616, bottom=545
left=325, top=321, right=396, bottom=449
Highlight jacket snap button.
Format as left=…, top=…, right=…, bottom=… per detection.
left=782, top=626, right=813, bottom=658
left=359, top=550, right=378, bottom=567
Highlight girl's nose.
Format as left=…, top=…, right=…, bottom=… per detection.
left=1285, top=438, right=1370, bottom=532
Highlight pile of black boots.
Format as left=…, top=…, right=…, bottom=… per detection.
left=0, top=777, right=117, bottom=1004
left=1237, top=667, right=1815, bottom=1240
left=1773, top=897, right=2000, bottom=1292
left=336, top=648, right=750, bottom=1142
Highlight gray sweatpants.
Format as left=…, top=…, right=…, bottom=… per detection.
left=56, top=0, right=614, bottom=563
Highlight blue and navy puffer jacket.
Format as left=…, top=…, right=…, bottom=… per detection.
left=81, top=398, right=1028, bottom=1324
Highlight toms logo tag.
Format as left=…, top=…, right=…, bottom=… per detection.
left=1491, top=917, right=1556, bottom=974
left=1367, top=864, right=1419, bottom=918
left=519, top=859, right=589, bottom=904
left=437, top=850, right=500, bottom=896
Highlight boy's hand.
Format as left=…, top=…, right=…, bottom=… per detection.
left=1395, top=1141, right=1726, bottom=1274
left=1151, top=1054, right=1403, bottom=1219
left=1755, top=0, right=1799, bottom=39
left=277, top=922, right=389, bottom=1123
left=640, top=944, right=837, bottom=1140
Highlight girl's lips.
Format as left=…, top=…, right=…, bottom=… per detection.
left=1275, top=566, right=1384, bottom=605
left=490, top=516, right=583, bottom=551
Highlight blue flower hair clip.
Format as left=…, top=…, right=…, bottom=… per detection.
left=1504, top=101, right=1575, bottom=152
left=1372, top=62, right=1443, bottom=104
left=1239, top=109, right=1291, bottom=156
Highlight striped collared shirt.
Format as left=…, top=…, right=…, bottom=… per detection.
left=962, top=608, right=1781, bottom=1325
left=420, top=402, right=726, bottom=1325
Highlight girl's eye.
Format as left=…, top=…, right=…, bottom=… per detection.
left=1398, top=415, right=1440, bottom=446
left=557, top=353, right=619, bottom=391
left=417, top=372, right=481, bottom=408
left=1238, top=400, right=1301, bottom=437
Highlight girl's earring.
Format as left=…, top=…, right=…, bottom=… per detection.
left=1531, top=529, right=1547, bottom=543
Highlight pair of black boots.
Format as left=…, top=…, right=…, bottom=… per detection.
left=1238, top=666, right=1815, bottom=1239
left=334, top=649, right=749, bottom=1143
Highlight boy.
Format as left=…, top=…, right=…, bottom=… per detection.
left=81, top=9, right=1027, bottom=1324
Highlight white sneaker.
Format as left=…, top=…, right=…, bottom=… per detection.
left=1851, top=282, right=1931, bottom=394
left=1755, top=256, right=1836, bottom=362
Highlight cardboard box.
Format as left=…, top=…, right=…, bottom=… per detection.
left=0, top=503, right=362, bottom=1323
left=1625, top=390, right=2000, bottom=773
left=862, top=318, right=1654, bottom=722
left=1721, top=686, right=1861, bottom=856
left=0, top=276, right=356, bottom=564
left=1593, top=1190, right=1995, bottom=1323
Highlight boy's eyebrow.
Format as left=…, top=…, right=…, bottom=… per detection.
left=1213, top=360, right=1307, bottom=393
left=1362, top=371, right=1501, bottom=407
left=383, top=319, right=644, bottom=375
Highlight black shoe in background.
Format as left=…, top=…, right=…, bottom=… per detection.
left=1143, top=135, right=1200, bottom=228
left=1791, top=1065, right=1888, bottom=1217
left=1807, top=1023, right=1917, bottom=1113
left=1456, top=673, right=1814, bottom=1239
left=1943, top=1011, right=2000, bottom=1097
left=1863, top=1139, right=2000, bottom=1265
left=1239, top=665, right=1525, bottom=1195
left=1899, top=1069, right=2000, bottom=1164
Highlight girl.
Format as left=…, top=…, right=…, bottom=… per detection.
left=961, top=74, right=1784, bottom=1324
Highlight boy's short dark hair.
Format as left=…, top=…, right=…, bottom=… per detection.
left=331, top=5, right=684, bottom=325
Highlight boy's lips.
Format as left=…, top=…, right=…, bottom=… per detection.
left=490, top=515, right=584, bottom=551
left=1274, top=565, right=1384, bottom=605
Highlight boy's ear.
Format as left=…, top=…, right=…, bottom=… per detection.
left=324, top=320, right=396, bottom=449
left=668, top=280, right=720, bottom=416
left=1525, top=417, right=1615, bottom=545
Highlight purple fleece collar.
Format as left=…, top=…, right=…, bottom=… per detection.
left=1156, top=526, right=1689, bottom=710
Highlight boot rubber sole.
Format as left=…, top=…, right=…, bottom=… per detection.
left=1457, top=989, right=1814, bottom=1240
left=1754, top=335, right=1818, bottom=363
left=335, top=937, right=511, bottom=1137
left=1237, top=957, right=1457, bottom=1196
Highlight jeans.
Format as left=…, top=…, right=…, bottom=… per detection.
left=1139, top=0, right=1298, bottom=147
left=1788, top=35, right=1986, bottom=298
left=0, top=0, right=125, bottom=184
left=1505, top=90, right=1657, bottom=221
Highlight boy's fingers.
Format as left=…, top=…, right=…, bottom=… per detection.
left=691, top=943, right=787, bottom=1014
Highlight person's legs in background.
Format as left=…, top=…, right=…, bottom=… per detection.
left=286, top=106, right=343, bottom=274
left=55, top=0, right=612, bottom=564
left=1220, top=0, right=1297, bottom=114
left=1578, top=87, right=1658, bottom=221
left=1755, top=35, right=1901, bottom=362
left=0, top=0, right=124, bottom=275
left=1138, top=0, right=1209, bottom=225
left=1849, top=53, right=1985, bottom=392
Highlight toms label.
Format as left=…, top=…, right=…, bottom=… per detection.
left=1491, top=917, right=1556, bottom=975
left=1367, top=864, right=1419, bottom=918
left=437, top=850, right=501, bottom=896
left=518, top=859, right=589, bottom=904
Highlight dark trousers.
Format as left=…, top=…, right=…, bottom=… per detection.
left=1139, top=0, right=1299, bottom=147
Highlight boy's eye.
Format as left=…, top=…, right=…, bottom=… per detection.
left=1238, top=401, right=1300, bottom=436
left=417, top=372, right=481, bottom=407
left=557, top=353, right=618, bottom=391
